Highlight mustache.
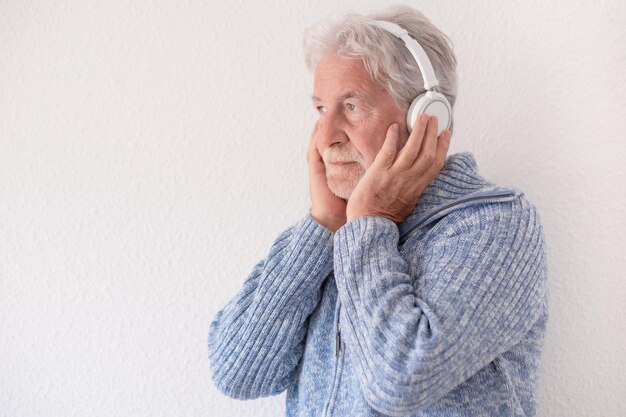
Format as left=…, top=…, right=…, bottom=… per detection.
left=322, top=146, right=364, bottom=165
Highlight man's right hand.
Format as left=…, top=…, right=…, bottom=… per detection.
left=307, top=122, right=347, bottom=233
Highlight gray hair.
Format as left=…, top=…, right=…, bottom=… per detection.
left=303, top=5, right=457, bottom=131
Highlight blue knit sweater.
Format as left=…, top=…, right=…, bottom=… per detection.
left=208, top=152, right=548, bottom=416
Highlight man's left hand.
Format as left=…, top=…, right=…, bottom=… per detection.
left=346, top=114, right=452, bottom=224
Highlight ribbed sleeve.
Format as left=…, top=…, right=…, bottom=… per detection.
left=333, top=197, right=547, bottom=416
left=208, top=215, right=334, bottom=399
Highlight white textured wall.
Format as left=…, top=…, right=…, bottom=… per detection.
left=1, top=1, right=624, bottom=416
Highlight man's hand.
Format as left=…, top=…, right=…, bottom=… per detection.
left=346, top=114, right=452, bottom=224
left=307, top=122, right=347, bottom=232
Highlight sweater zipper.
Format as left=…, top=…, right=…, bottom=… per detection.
left=323, top=298, right=344, bottom=417
left=335, top=303, right=341, bottom=357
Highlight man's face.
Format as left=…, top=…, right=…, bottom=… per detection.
left=312, top=53, right=407, bottom=200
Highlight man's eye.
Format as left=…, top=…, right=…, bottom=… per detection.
left=346, top=103, right=357, bottom=112
left=316, top=106, right=327, bottom=114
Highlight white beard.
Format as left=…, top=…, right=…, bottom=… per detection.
left=324, top=162, right=365, bottom=200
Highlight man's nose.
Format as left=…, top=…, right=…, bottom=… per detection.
left=316, top=112, right=348, bottom=151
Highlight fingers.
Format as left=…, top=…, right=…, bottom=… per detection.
left=431, top=128, right=452, bottom=173
left=307, top=122, right=325, bottom=175
left=307, top=122, right=319, bottom=155
left=307, top=122, right=321, bottom=160
left=417, top=124, right=451, bottom=181
left=395, top=114, right=430, bottom=169
left=411, top=115, right=439, bottom=174
left=373, top=123, right=400, bottom=169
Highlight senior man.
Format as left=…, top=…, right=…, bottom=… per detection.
left=208, top=5, right=548, bottom=417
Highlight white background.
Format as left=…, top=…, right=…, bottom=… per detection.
left=1, top=1, right=625, bottom=416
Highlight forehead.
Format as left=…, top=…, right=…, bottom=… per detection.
left=312, top=53, right=385, bottom=100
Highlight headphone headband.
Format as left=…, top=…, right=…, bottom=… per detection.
left=371, top=20, right=440, bottom=91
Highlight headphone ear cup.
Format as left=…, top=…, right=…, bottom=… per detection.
left=407, top=91, right=452, bottom=136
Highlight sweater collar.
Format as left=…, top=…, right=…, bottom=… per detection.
left=404, top=152, right=512, bottom=223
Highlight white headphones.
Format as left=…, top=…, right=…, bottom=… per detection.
left=372, top=20, right=452, bottom=136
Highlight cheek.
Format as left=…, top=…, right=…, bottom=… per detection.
left=350, top=108, right=406, bottom=166
left=360, top=128, right=388, bottom=167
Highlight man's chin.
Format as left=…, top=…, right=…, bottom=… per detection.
left=325, top=169, right=363, bottom=200
left=327, top=180, right=355, bottom=201
left=330, top=188, right=351, bottom=201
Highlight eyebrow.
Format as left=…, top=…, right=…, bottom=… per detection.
left=311, top=90, right=362, bottom=103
